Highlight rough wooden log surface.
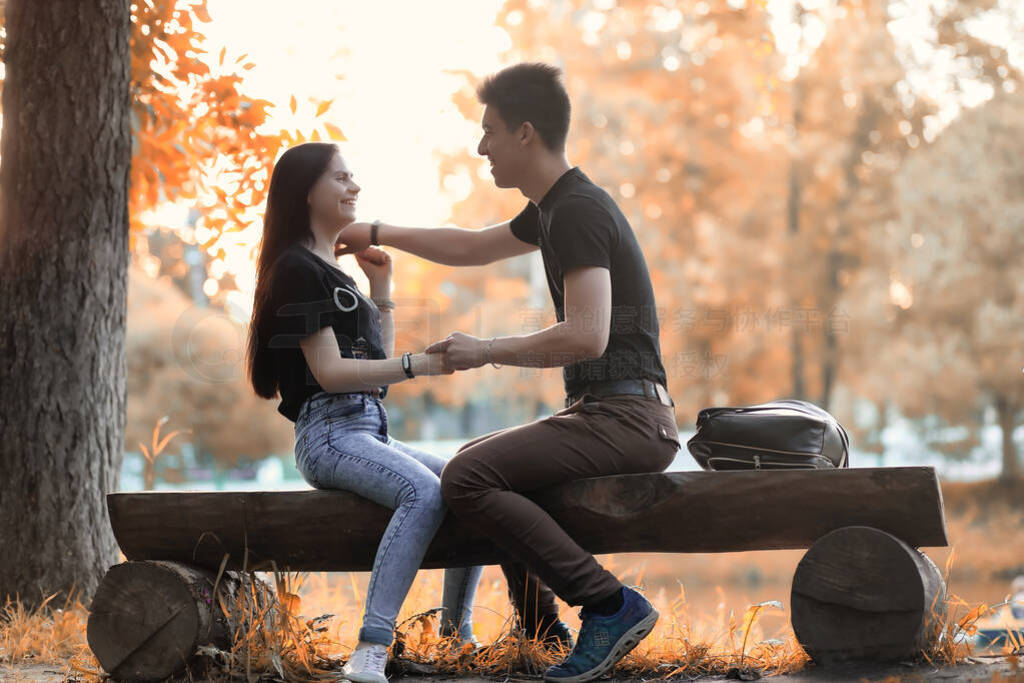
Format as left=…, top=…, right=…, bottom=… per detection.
left=790, top=525, right=948, bottom=664
left=86, top=560, right=273, bottom=681
left=107, top=466, right=948, bottom=572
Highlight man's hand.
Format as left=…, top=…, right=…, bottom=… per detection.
left=335, top=222, right=373, bottom=256
left=425, top=331, right=487, bottom=371
left=424, top=337, right=452, bottom=354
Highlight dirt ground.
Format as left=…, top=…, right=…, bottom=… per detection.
left=3, top=654, right=1022, bottom=682
left=388, top=654, right=1023, bottom=683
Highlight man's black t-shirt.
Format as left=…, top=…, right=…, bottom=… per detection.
left=509, top=166, right=668, bottom=398
left=263, top=243, right=387, bottom=421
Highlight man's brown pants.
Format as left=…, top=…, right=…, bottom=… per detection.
left=439, top=391, right=681, bottom=622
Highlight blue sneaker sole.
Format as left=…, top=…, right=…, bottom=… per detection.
left=543, top=607, right=659, bottom=683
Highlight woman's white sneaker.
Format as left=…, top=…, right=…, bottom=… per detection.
left=456, top=633, right=481, bottom=651
left=338, top=642, right=389, bottom=683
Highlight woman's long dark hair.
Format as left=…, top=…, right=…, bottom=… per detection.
left=247, top=142, right=339, bottom=399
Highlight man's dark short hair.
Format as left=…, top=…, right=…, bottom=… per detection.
left=476, top=62, right=571, bottom=152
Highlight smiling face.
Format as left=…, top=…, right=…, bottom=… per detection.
left=477, top=104, right=529, bottom=189
left=307, top=152, right=360, bottom=226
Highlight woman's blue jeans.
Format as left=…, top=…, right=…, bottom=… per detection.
left=293, top=390, right=484, bottom=646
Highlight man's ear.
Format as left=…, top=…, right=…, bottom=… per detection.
left=518, top=121, right=536, bottom=146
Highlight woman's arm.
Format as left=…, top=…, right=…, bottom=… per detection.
left=377, top=309, right=395, bottom=358
left=372, top=284, right=395, bottom=357
left=342, top=244, right=395, bottom=357
left=300, top=326, right=449, bottom=392
left=366, top=251, right=395, bottom=357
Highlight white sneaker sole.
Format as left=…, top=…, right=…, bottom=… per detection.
left=337, top=668, right=388, bottom=683
left=543, top=607, right=659, bottom=683
left=335, top=667, right=387, bottom=683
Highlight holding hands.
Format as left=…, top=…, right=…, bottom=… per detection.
left=410, top=350, right=456, bottom=377
left=425, top=332, right=491, bottom=372
left=399, top=335, right=478, bottom=379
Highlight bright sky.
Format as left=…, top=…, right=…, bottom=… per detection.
left=200, top=0, right=509, bottom=222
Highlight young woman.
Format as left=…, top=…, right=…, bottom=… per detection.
left=246, top=142, right=483, bottom=683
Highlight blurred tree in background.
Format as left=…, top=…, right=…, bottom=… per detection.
left=881, top=89, right=1023, bottom=482
left=434, top=0, right=1021, bottom=478
left=125, top=259, right=293, bottom=471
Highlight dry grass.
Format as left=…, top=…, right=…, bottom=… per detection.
left=1, top=568, right=814, bottom=681
left=0, top=586, right=105, bottom=680
left=2, top=554, right=1020, bottom=682
left=919, top=547, right=1023, bottom=668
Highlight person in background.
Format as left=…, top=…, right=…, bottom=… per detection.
left=1011, top=575, right=1024, bottom=619
left=245, top=142, right=483, bottom=683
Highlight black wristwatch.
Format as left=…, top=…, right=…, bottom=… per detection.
left=401, top=351, right=414, bottom=378
left=370, top=219, right=381, bottom=246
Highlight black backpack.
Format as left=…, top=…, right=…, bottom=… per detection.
left=686, top=399, right=850, bottom=471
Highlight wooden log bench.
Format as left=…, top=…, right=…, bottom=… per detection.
left=87, top=465, right=949, bottom=681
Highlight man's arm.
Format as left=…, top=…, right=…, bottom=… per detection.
left=336, top=220, right=537, bottom=267
left=428, top=265, right=611, bottom=370
left=491, top=265, right=611, bottom=365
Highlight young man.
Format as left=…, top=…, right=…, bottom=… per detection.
left=336, top=62, right=681, bottom=683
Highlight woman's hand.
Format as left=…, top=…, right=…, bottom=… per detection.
left=411, top=350, right=455, bottom=376
left=354, top=246, right=392, bottom=293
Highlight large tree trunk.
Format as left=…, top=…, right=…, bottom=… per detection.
left=0, top=0, right=131, bottom=607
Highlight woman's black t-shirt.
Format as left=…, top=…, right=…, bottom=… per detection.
left=263, top=243, right=388, bottom=422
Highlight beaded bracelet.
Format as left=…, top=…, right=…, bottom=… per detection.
left=486, top=337, right=502, bottom=369
left=372, top=297, right=396, bottom=311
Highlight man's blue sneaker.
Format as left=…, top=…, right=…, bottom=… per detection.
left=543, top=587, right=658, bottom=683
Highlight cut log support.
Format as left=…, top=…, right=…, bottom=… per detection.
left=86, top=560, right=274, bottom=681
left=106, top=466, right=948, bottom=572
left=791, top=525, right=947, bottom=664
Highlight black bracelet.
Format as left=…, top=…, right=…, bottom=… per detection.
left=401, top=351, right=414, bottom=378
left=371, top=219, right=381, bottom=246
